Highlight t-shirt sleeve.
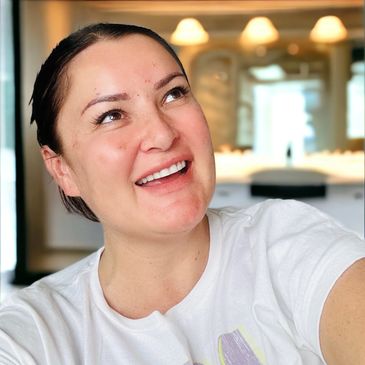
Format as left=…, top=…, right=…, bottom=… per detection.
left=249, top=199, right=365, bottom=360
left=0, top=291, right=50, bottom=365
left=0, top=306, right=39, bottom=364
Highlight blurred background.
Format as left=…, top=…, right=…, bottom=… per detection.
left=1, top=0, right=364, bottom=297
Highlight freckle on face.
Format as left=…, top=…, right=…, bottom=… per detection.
left=118, top=144, right=127, bottom=150
left=55, top=36, right=215, bottom=235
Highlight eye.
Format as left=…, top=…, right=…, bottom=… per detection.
left=164, top=86, right=189, bottom=104
left=95, top=109, right=124, bottom=125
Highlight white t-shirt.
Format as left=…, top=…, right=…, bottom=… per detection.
left=1, top=200, right=364, bottom=365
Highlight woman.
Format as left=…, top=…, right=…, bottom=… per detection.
left=0, top=23, right=364, bottom=365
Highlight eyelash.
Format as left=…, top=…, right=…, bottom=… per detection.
left=164, top=86, right=190, bottom=104
left=94, top=109, right=124, bottom=125
left=93, top=86, right=190, bottom=125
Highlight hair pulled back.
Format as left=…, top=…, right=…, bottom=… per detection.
left=30, top=23, right=187, bottom=222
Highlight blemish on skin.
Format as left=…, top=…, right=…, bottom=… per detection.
left=117, top=144, right=127, bottom=151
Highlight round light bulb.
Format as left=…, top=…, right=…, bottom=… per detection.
left=170, top=18, right=209, bottom=46
left=240, top=17, right=279, bottom=45
left=310, top=16, right=347, bottom=43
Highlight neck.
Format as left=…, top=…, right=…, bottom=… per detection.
left=98, top=215, right=210, bottom=319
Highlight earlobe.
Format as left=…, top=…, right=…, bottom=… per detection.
left=41, top=146, right=80, bottom=197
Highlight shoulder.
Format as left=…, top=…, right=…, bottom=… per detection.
left=1, top=249, right=100, bottom=313
left=0, top=249, right=101, bottom=361
left=236, top=199, right=365, bottom=264
left=247, top=198, right=329, bottom=228
left=208, top=199, right=332, bottom=237
left=209, top=198, right=322, bottom=219
left=209, top=198, right=364, bottom=246
left=245, top=198, right=358, bottom=242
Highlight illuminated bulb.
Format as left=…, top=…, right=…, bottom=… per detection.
left=240, top=17, right=279, bottom=45
left=287, top=43, right=299, bottom=55
left=170, top=18, right=209, bottom=46
left=310, top=16, right=347, bottom=43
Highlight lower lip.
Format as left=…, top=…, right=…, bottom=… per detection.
left=136, top=163, right=192, bottom=194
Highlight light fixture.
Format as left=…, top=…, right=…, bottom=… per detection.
left=240, top=17, right=279, bottom=45
left=287, top=43, right=300, bottom=56
left=310, top=16, right=347, bottom=43
left=170, top=18, right=209, bottom=46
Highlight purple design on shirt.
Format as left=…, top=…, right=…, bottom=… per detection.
left=218, top=329, right=262, bottom=365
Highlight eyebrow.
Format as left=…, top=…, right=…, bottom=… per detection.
left=154, top=72, right=186, bottom=90
left=81, top=72, right=186, bottom=115
left=81, top=93, right=130, bottom=115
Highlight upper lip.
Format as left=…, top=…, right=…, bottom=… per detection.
left=134, top=156, right=191, bottom=184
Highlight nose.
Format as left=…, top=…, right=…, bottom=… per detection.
left=139, top=108, right=178, bottom=153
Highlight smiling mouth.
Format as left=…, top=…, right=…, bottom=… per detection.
left=136, top=160, right=188, bottom=186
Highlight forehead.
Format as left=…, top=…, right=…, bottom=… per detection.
left=67, top=34, right=180, bottom=79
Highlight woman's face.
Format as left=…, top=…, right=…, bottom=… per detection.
left=48, top=34, right=216, bottom=240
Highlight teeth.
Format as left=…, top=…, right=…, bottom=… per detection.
left=160, top=168, right=170, bottom=178
left=170, top=164, right=178, bottom=174
left=137, top=160, right=186, bottom=186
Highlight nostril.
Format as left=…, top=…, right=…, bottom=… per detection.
left=140, top=120, right=178, bottom=152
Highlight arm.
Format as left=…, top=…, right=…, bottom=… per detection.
left=320, top=258, right=365, bottom=365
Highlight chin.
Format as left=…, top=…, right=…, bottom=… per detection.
left=149, top=198, right=209, bottom=235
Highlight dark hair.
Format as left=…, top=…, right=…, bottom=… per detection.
left=30, top=23, right=188, bottom=222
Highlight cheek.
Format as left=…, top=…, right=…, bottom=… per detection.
left=74, top=134, right=135, bottom=181
left=188, top=111, right=213, bottom=150
left=94, top=141, right=133, bottom=175
left=181, top=104, right=211, bottom=137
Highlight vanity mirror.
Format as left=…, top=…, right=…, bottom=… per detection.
left=13, top=0, right=363, bottom=283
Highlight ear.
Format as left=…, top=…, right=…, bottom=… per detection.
left=41, top=146, right=81, bottom=197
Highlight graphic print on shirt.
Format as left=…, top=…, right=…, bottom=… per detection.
left=218, top=329, right=263, bottom=365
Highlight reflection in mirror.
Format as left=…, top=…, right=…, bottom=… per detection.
left=191, top=40, right=364, bottom=162
left=14, top=1, right=364, bottom=280
left=347, top=59, right=365, bottom=140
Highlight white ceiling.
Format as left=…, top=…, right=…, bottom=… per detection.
left=87, top=0, right=363, bottom=14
